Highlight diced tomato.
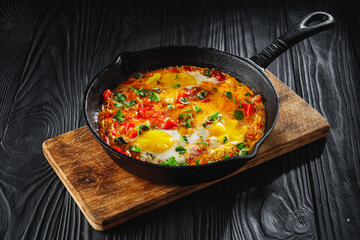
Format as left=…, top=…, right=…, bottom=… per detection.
left=258, top=123, right=263, bottom=129
left=103, top=89, right=112, bottom=101
left=176, top=103, right=185, bottom=109
left=183, top=66, right=191, bottom=71
left=102, top=136, right=110, bottom=145
left=252, top=95, right=263, bottom=103
left=191, top=146, right=203, bottom=154
left=109, top=102, right=114, bottom=108
left=113, top=146, right=129, bottom=156
left=169, top=67, right=178, bottom=73
left=114, top=122, right=120, bottom=128
left=111, top=131, right=117, bottom=136
left=229, top=153, right=235, bottom=157
left=245, top=103, right=255, bottom=116
left=130, top=131, right=138, bottom=138
left=202, top=98, right=210, bottom=103
left=190, top=88, right=197, bottom=96
left=212, top=69, right=226, bottom=81
left=177, top=92, right=190, bottom=100
left=163, top=120, right=178, bottom=130
left=126, top=122, right=135, bottom=131
left=104, top=113, right=112, bottom=118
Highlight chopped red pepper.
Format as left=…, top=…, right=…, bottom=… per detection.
left=245, top=103, right=254, bottom=116
left=103, top=89, right=112, bottom=101
left=202, top=98, right=210, bottom=103
left=111, top=131, right=117, bottom=136
left=114, top=122, right=120, bottom=128
left=113, top=146, right=129, bottom=156
left=190, top=88, right=197, bottom=96
left=176, top=103, right=185, bottom=109
left=177, top=92, right=190, bottom=101
left=212, top=69, right=226, bottom=81
left=258, top=123, right=263, bottom=129
left=126, top=122, right=135, bottom=131
left=104, top=113, right=112, bottom=118
left=191, top=146, right=203, bottom=154
left=163, top=120, right=178, bottom=130
left=252, top=95, right=263, bottom=103
left=130, top=131, right=138, bottom=138
left=229, top=153, right=235, bottom=157
left=183, top=66, right=191, bottom=71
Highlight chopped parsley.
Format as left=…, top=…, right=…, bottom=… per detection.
left=180, top=136, right=188, bottom=143
left=148, top=92, right=160, bottom=101
left=208, top=160, right=215, bottom=163
left=225, top=92, right=232, bottom=100
left=182, top=118, right=192, bottom=128
left=202, top=112, right=221, bottom=127
left=196, top=160, right=200, bottom=165
left=204, top=70, right=212, bottom=77
left=197, top=90, right=208, bottom=100
left=114, top=110, right=126, bottom=122
left=158, top=156, right=188, bottom=166
left=237, top=142, right=247, bottom=156
left=114, top=136, right=127, bottom=144
left=233, top=109, right=244, bottom=120
left=167, top=103, right=173, bottom=109
left=178, top=113, right=193, bottom=128
left=113, top=92, right=127, bottom=102
left=223, top=135, right=229, bottom=144
left=172, top=84, right=180, bottom=88
left=200, top=141, right=209, bottom=147
left=130, top=86, right=148, bottom=97
left=124, top=99, right=137, bottom=107
left=224, top=154, right=231, bottom=159
left=175, top=146, right=187, bottom=155
left=237, top=142, right=245, bottom=149
left=138, top=124, right=149, bottom=130
left=193, top=105, right=202, bottom=112
left=180, top=97, right=190, bottom=104
left=245, top=92, right=251, bottom=96
left=233, top=97, right=236, bottom=104
left=174, top=74, right=178, bottom=80
left=114, top=102, right=125, bottom=108
left=129, top=145, right=141, bottom=152
left=133, top=72, right=144, bottom=79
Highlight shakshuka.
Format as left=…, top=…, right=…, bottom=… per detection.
left=97, top=66, right=265, bottom=166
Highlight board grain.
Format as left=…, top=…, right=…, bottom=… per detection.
left=42, top=70, right=329, bottom=231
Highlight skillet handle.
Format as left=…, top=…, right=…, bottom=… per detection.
left=249, top=11, right=335, bottom=69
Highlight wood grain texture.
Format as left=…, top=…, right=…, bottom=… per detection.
left=42, top=71, right=330, bottom=231
left=1, top=0, right=359, bottom=239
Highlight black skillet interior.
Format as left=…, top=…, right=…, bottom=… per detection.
left=84, top=11, right=335, bottom=184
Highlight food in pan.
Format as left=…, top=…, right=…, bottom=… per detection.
left=97, top=66, right=265, bottom=166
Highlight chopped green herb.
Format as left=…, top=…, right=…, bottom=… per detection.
left=224, top=154, right=231, bottom=159
left=225, top=92, right=232, bottom=100
left=204, top=70, right=212, bottom=77
left=113, top=92, right=127, bottom=102
left=223, top=135, right=229, bottom=144
left=208, top=160, right=215, bottom=163
left=233, top=109, right=244, bottom=120
left=137, top=97, right=142, bottom=103
left=182, top=118, right=192, bottom=128
left=148, top=92, right=160, bottom=101
left=202, top=112, right=221, bottom=127
left=133, top=72, right=140, bottom=79
left=197, top=90, right=208, bottom=100
left=193, top=105, right=202, bottom=112
left=135, top=126, right=141, bottom=136
left=174, top=74, right=178, bottom=80
left=114, top=102, right=125, bottom=108
left=114, top=136, right=127, bottom=144
left=124, top=99, right=137, bottom=107
left=172, top=84, right=180, bottom=88
left=114, top=110, right=126, bottom=122
left=245, top=100, right=253, bottom=105
left=175, top=146, right=187, bottom=155
left=138, top=124, right=149, bottom=130
left=196, top=160, right=200, bottom=165
left=245, top=92, right=251, bottom=96
left=182, top=109, right=192, bottom=112
left=200, top=141, right=209, bottom=147
left=158, top=156, right=188, bottom=166
left=130, top=86, right=148, bottom=97
left=237, top=142, right=246, bottom=149
left=238, top=149, right=247, bottom=156
left=167, top=103, right=173, bottom=109
left=180, top=136, right=188, bottom=143
left=152, top=88, right=159, bottom=91
left=129, top=145, right=141, bottom=152
left=180, top=97, right=190, bottom=104
left=233, top=97, right=236, bottom=104
left=178, top=113, right=193, bottom=120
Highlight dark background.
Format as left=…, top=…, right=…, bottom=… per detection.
left=1, top=0, right=359, bottom=239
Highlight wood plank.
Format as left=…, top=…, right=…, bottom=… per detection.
left=42, top=71, right=330, bottom=231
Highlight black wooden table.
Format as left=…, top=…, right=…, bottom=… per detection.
left=1, top=0, right=359, bottom=239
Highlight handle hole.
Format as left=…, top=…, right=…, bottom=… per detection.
left=304, top=14, right=329, bottom=27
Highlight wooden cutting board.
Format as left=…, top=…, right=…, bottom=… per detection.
left=42, top=71, right=330, bottom=231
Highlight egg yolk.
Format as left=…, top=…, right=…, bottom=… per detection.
left=134, top=130, right=174, bottom=153
left=208, top=120, right=246, bottom=142
left=162, top=73, right=197, bottom=87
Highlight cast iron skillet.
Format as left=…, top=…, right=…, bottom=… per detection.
left=84, top=12, right=335, bottom=184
